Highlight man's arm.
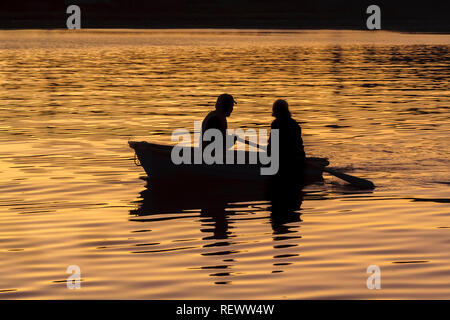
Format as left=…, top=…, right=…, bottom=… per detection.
left=225, top=132, right=237, bottom=149
left=203, top=115, right=236, bottom=149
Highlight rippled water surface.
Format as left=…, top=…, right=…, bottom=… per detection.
left=0, top=29, right=449, bottom=299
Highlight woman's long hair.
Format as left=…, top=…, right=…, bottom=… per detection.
left=272, top=99, right=291, bottom=119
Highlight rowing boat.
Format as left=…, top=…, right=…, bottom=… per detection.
left=129, top=141, right=329, bottom=187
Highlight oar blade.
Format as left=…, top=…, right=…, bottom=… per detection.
left=325, top=168, right=375, bottom=189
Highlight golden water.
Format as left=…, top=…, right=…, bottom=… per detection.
left=0, top=29, right=449, bottom=299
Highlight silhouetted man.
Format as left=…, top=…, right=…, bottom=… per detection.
left=201, top=93, right=237, bottom=150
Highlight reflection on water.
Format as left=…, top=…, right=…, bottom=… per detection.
left=0, top=30, right=449, bottom=299
left=131, top=177, right=310, bottom=282
left=130, top=180, right=303, bottom=284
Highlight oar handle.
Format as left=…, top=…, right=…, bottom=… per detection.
left=234, top=135, right=267, bottom=151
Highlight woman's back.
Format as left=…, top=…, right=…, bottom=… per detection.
left=270, top=117, right=306, bottom=162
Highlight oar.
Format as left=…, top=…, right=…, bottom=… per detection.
left=319, top=166, right=375, bottom=189
left=234, top=135, right=266, bottom=151
left=235, top=135, right=375, bottom=189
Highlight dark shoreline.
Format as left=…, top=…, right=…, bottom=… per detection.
left=1, top=23, right=449, bottom=34
left=1, top=0, right=448, bottom=33
left=1, top=28, right=449, bottom=35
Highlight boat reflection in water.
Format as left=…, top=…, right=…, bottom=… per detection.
left=130, top=177, right=320, bottom=281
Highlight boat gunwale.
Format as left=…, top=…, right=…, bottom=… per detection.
left=129, top=141, right=329, bottom=169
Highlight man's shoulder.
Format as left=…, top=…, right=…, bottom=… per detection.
left=203, top=111, right=216, bottom=123
left=203, top=111, right=224, bottom=130
left=207, top=110, right=221, bottom=120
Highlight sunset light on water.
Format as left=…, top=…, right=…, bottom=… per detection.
left=1, top=29, right=448, bottom=300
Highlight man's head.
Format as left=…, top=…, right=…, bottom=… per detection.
left=215, top=93, right=236, bottom=117
left=272, top=99, right=291, bottom=119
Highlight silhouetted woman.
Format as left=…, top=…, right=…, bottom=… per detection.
left=267, top=99, right=306, bottom=183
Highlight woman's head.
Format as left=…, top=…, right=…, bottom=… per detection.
left=272, top=99, right=291, bottom=119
